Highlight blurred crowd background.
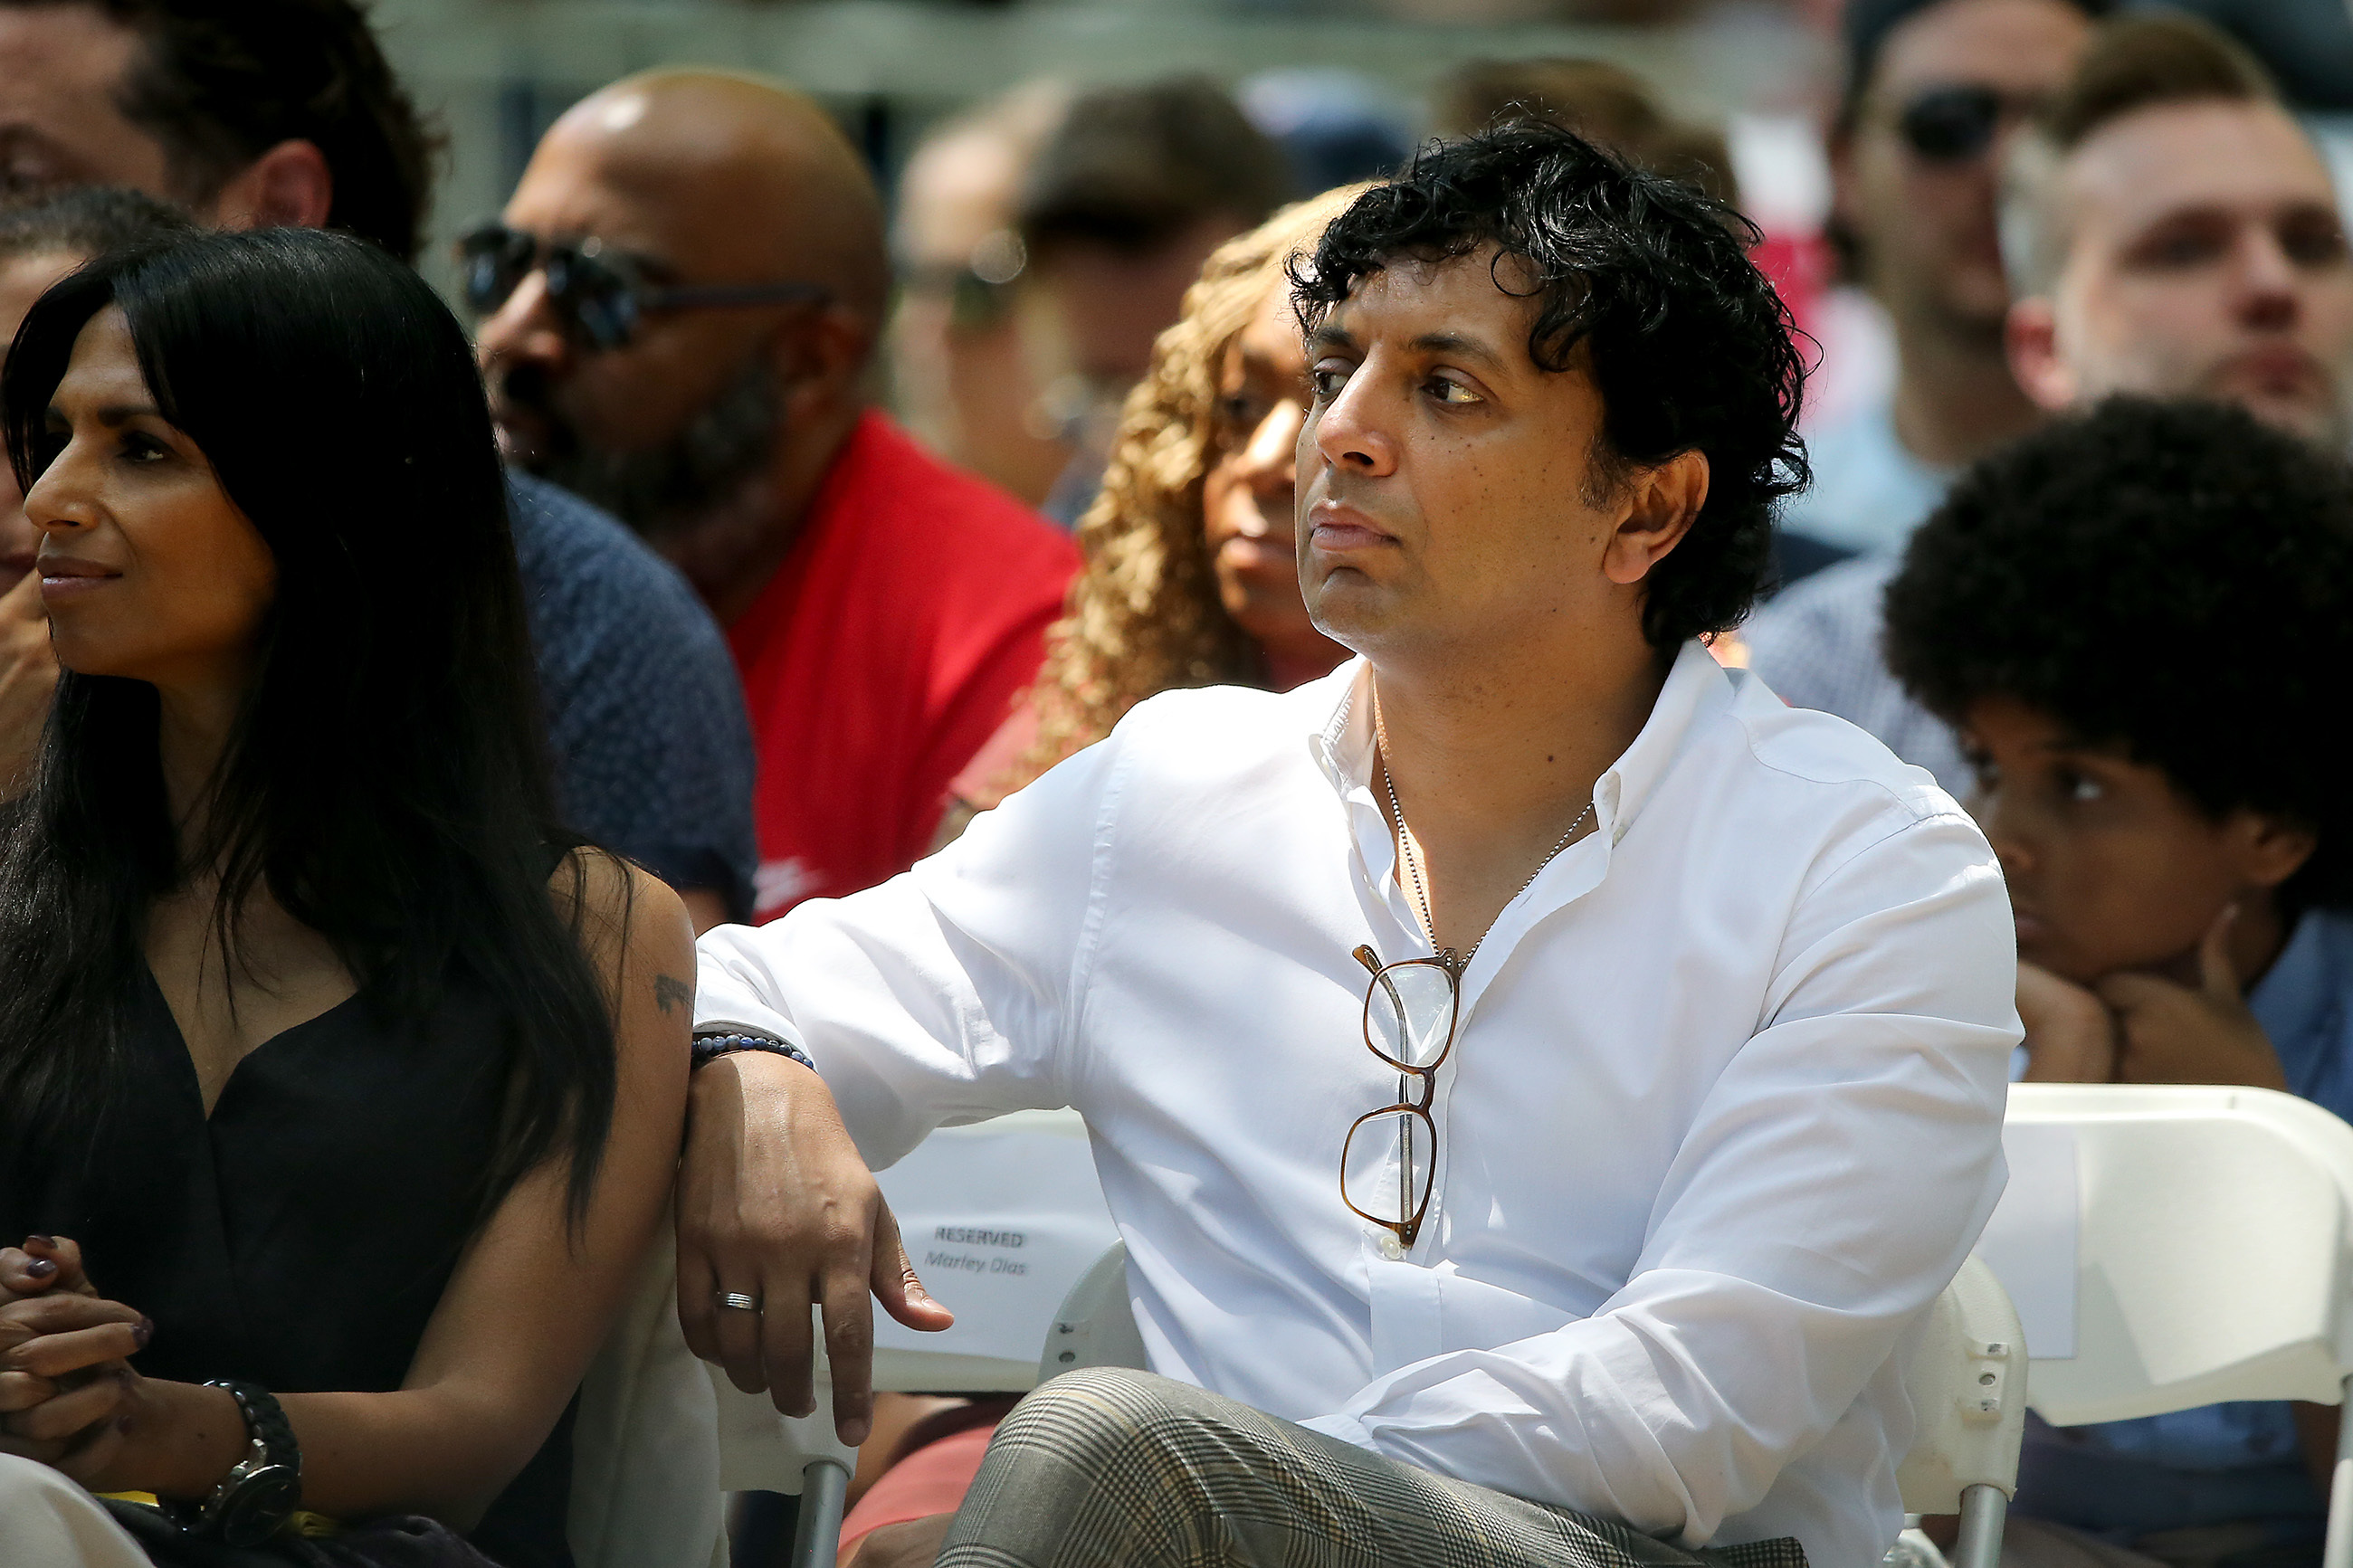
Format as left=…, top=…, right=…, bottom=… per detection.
left=360, top=0, right=2353, bottom=533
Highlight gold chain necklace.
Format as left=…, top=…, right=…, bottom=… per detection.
left=1375, top=702, right=1594, bottom=965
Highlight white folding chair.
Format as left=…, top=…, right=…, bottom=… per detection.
left=1997, top=1083, right=2353, bottom=1568
left=708, top=1337, right=859, bottom=1568
left=567, top=1218, right=728, bottom=1568
left=1895, top=1257, right=2031, bottom=1568
left=1040, top=1241, right=2024, bottom=1568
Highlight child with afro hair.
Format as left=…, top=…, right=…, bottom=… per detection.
left=1886, top=394, right=2353, bottom=1559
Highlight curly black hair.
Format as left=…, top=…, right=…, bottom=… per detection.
left=1291, top=122, right=1810, bottom=652
left=1886, top=396, right=2353, bottom=910
left=0, top=0, right=438, bottom=262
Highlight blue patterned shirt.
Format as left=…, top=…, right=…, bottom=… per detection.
left=507, top=471, right=757, bottom=921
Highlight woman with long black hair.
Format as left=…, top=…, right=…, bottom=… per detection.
left=0, top=228, right=691, bottom=1568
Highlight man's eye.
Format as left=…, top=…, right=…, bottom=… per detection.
left=1309, top=366, right=1348, bottom=399
left=2283, top=217, right=2348, bottom=268
left=1428, top=376, right=1481, bottom=406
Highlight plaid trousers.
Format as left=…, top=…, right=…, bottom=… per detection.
left=937, top=1367, right=1812, bottom=1568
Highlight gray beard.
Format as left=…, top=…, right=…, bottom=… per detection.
left=530, top=357, right=782, bottom=546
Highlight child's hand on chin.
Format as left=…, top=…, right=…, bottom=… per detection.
left=2098, top=906, right=2289, bottom=1091
left=2018, top=961, right=2118, bottom=1083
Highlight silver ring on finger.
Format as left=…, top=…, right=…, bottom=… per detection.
left=718, top=1291, right=760, bottom=1313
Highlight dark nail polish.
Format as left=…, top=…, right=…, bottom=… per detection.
left=22, top=1258, right=54, bottom=1279
left=24, top=1235, right=52, bottom=1251
left=133, top=1317, right=153, bottom=1348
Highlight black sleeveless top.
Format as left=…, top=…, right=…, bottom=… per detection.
left=0, top=966, right=576, bottom=1568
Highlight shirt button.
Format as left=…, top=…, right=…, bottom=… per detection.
left=1380, top=1234, right=1405, bottom=1260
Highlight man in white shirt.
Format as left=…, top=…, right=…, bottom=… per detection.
left=683, top=123, right=2018, bottom=1568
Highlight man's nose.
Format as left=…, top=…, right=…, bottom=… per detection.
left=2234, top=228, right=2304, bottom=331
left=475, top=269, right=573, bottom=379
left=1310, top=372, right=1397, bottom=479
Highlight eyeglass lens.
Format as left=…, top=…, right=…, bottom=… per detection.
left=1897, top=85, right=2005, bottom=163
left=458, top=226, right=640, bottom=351
left=1366, top=960, right=1456, bottom=1070
left=1342, top=1107, right=1436, bottom=1234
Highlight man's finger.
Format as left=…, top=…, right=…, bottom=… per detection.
left=759, top=1272, right=818, bottom=1421
left=821, top=1258, right=878, bottom=1448
left=710, top=1276, right=772, bottom=1397
left=2200, top=904, right=2243, bottom=1003
left=871, top=1203, right=954, bottom=1334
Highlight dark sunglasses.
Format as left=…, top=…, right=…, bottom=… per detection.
left=1894, top=85, right=2043, bottom=164
left=456, top=223, right=832, bottom=352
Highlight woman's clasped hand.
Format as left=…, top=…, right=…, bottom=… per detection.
left=0, top=1238, right=148, bottom=1477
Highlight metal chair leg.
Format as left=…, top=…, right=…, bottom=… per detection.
left=787, top=1457, right=851, bottom=1568
left=1947, top=1482, right=2007, bottom=1568
left=2325, top=1374, right=2353, bottom=1568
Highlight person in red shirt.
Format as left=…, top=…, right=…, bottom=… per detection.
left=475, top=70, right=1078, bottom=916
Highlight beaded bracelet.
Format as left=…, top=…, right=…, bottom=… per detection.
left=691, top=1030, right=817, bottom=1074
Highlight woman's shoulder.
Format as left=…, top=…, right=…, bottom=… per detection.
left=548, top=846, right=691, bottom=967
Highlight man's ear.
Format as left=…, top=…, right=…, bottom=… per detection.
left=206, top=139, right=335, bottom=233
left=768, top=303, right=875, bottom=417
left=2226, top=809, right=2321, bottom=895
left=1602, top=449, right=1710, bottom=587
left=2005, top=296, right=2075, bottom=413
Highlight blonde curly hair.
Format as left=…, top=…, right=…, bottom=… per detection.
left=1012, top=183, right=1369, bottom=789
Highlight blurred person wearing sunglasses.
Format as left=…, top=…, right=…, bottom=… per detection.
left=1749, top=14, right=2353, bottom=804
left=1772, top=0, right=2103, bottom=567
left=890, top=83, right=1075, bottom=509
left=687, top=124, right=2015, bottom=1568
left=477, top=71, right=1076, bottom=926
left=0, top=0, right=759, bottom=930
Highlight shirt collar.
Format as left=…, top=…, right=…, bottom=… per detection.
left=1307, top=640, right=1733, bottom=850
left=2251, top=908, right=2353, bottom=1092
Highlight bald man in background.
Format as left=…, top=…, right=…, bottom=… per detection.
left=479, top=72, right=1080, bottom=920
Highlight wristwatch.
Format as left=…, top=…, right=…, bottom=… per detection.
left=171, top=1380, right=301, bottom=1546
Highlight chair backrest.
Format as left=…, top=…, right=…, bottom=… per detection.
left=2002, top=1083, right=2353, bottom=1426
left=1897, top=1256, right=2029, bottom=1515
left=1039, top=1239, right=1148, bottom=1383
left=568, top=1218, right=727, bottom=1568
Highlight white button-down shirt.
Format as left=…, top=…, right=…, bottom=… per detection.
left=697, top=642, right=2018, bottom=1565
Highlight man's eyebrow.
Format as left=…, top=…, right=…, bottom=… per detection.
left=1306, top=324, right=1358, bottom=356
left=1410, top=331, right=1507, bottom=372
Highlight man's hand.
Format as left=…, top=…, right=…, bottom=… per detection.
left=846, top=1512, right=955, bottom=1568
left=2100, top=907, right=2286, bottom=1089
left=2017, top=961, right=2117, bottom=1083
left=0, top=570, right=57, bottom=794
left=676, top=1050, right=953, bottom=1447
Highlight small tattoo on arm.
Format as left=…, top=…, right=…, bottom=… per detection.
left=654, top=974, right=691, bottom=1015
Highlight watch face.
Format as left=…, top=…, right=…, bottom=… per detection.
left=216, top=1465, right=301, bottom=1548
